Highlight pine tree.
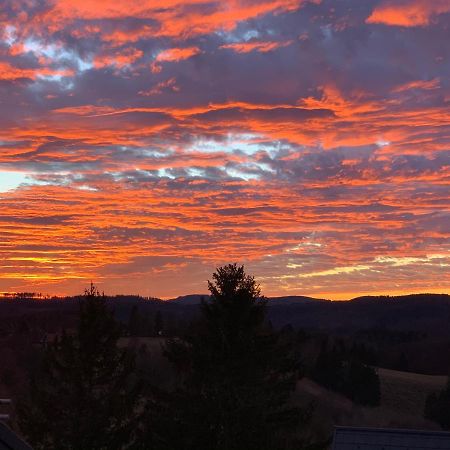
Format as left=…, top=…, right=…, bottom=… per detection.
left=425, top=378, right=450, bottom=429
left=154, top=311, right=163, bottom=336
left=18, top=284, right=141, bottom=450
left=149, top=264, right=301, bottom=450
left=128, top=305, right=142, bottom=336
left=344, top=360, right=380, bottom=406
left=312, top=339, right=343, bottom=391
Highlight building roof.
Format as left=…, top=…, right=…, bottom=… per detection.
left=332, top=426, right=450, bottom=450
left=0, top=422, right=33, bottom=450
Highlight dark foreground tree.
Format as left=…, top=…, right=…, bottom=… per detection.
left=18, top=284, right=141, bottom=450
left=344, top=360, right=380, bottom=406
left=146, top=264, right=302, bottom=450
left=312, top=339, right=380, bottom=407
left=425, top=378, right=450, bottom=430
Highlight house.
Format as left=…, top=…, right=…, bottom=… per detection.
left=332, top=426, right=450, bottom=450
left=0, top=421, right=33, bottom=450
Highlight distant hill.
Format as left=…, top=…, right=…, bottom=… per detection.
left=169, top=293, right=450, bottom=306
left=268, top=295, right=328, bottom=305
left=2, top=292, right=449, bottom=337
left=168, top=294, right=327, bottom=305
left=350, top=293, right=450, bottom=303
left=169, top=294, right=209, bottom=305
left=267, top=293, right=450, bottom=334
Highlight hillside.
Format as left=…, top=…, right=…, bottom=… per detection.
left=2, top=293, right=449, bottom=338
left=267, top=293, right=450, bottom=335
left=378, top=368, right=447, bottom=416
left=294, top=367, right=446, bottom=443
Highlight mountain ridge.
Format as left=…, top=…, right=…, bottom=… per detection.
left=167, top=293, right=449, bottom=305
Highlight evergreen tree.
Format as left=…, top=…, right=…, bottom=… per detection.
left=154, top=311, right=163, bottom=336
left=312, top=339, right=343, bottom=391
left=312, top=340, right=380, bottom=407
left=18, top=284, right=141, bottom=450
left=425, top=378, right=450, bottom=429
left=344, top=361, right=380, bottom=406
left=128, top=305, right=142, bottom=336
left=396, top=352, right=409, bottom=372
left=148, top=264, right=301, bottom=450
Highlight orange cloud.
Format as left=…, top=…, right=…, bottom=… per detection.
left=367, top=0, right=450, bottom=27
left=0, top=62, right=74, bottom=80
left=151, top=47, right=200, bottom=72
left=24, top=0, right=309, bottom=42
left=393, top=78, right=440, bottom=93
left=139, top=78, right=180, bottom=96
left=93, top=47, right=143, bottom=68
left=0, top=0, right=448, bottom=298
left=220, top=40, right=293, bottom=53
left=0, top=62, right=36, bottom=80
left=1, top=175, right=448, bottom=298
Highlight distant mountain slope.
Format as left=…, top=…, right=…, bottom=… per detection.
left=350, top=293, right=450, bottom=303
left=169, top=294, right=209, bottom=305
left=168, top=294, right=327, bottom=305
left=268, top=295, right=328, bottom=305
left=268, top=293, right=450, bottom=333
left=2, top=292, right=449, bottom=338
left=170, top=293, right=450, bottom=306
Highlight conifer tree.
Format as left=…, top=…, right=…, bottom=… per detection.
left=128, top=305, right=142, bottom=336
left=18, top=284, right=141, bottom=450
left=425, top=378, right=450, bottom=429
left=150, top=264, right=301, bottom=450
left=154, top=310, right=163, bottom=336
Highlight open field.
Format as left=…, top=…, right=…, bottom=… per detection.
left=293, top=367, right=447, bottom=443
left=378, top=367, right=447, bottom=416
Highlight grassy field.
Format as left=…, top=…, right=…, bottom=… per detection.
left=293, top=367, right=448, bottom=444
left=378, top=367, right=447, bottom=416
left=295, top=367, right=447, bottom=419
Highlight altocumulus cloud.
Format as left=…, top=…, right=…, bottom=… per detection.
left=0, top=0, right=448, bottom=298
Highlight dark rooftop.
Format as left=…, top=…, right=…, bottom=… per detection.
left=0, top=422, right=33, bottom=450
left=332, top=426, right=450, bottom=450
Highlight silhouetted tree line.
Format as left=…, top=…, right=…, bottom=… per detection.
left=1, top=292, right=44, bottom=299
left=17, top=265, right=316, bottom=450
left=311, top=338, right=380, bottom=406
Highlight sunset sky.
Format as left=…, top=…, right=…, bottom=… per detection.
left=0, top=0, right=449, bottom=299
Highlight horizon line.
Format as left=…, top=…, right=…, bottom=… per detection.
left=1, top=290, right=449, bottom=302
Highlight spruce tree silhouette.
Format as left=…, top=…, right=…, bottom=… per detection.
left=425, top=378, right=450, bottom=430
left=18, top=284, right=141, bottom=450
left=149, top=264, right=301, bottom=450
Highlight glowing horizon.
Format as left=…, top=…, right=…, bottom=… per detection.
left=0, top=0, right=449, bottom=299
